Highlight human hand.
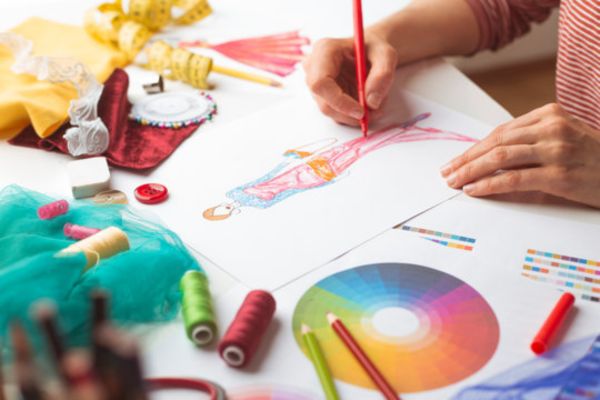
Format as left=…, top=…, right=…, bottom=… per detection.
left=303, top=30, right=398, bottom=126
left=441, top=103, right=600, bottom=208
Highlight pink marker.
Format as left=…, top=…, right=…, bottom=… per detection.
left=63, top=223, right=101, bottom=240
left=38, top=200, right=69, bottom=220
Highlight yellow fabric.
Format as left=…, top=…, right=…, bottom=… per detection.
left=0, top=18, right=128, bottom=140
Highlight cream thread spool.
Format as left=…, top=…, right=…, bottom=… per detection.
left=60, top=226, right=130, bottom=269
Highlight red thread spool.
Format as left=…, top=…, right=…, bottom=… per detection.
left=64, top=223, right=101, bottom=240
left=218, top=290, right=276, bottom=368
left=38, top=200, right=69, bottom=220
left=531, top=292, right=575, bottom=355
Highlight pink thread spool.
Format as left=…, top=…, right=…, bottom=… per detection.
left=63, top=223, right=101, bottom=240
left=218, top=290, right=276, bottom=368
left=38, top=200, right=69, bottom=220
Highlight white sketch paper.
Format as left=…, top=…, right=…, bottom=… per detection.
left=114, top=86, right=494, bottom=289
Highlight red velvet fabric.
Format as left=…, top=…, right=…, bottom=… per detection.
left=9, top=69, right=201, bottom=170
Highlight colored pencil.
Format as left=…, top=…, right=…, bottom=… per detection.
left=327, top=313, right=399, bottom=400
left=0, top=341, right=5, bottom=400
left=116, top=335, right=148, bottom=400
left=91, top=290, right=109, bottom=331
left=352, top=0, right=368, bottom=136
left=94, top=325, right=129, bottom=399
left=212, top=65, right=283, bottom=88
left=11, top=323, right=43, bottom=400
left=95, top=325, right=149, bottom=400
left=91, top=290, right=111, bottom=371
left=302, top=324, right=340, bottom=400
left=34, top=302, right=66, bottom=371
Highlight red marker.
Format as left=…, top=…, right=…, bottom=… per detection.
left=352, top=0, right=368, bottom=137
left=531, top=292, right=575, bottom=355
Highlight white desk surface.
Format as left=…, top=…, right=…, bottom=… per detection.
left=1, top=1, right=599, bottom=397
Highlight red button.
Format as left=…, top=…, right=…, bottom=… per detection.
left=134, top=183, right=169, bottom=204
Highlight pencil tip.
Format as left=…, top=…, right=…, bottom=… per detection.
left=301, top=323, right=312, bottom=334
left=271, top=81, right=283, bottom=88
left=326, top=312, right=338, bottom=324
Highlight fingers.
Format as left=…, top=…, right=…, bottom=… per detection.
left=305, top=37, right=398, bottom=124
left=450, top=102, right=568, bottom=175
left=94, top=326, right=147, bottom=400
left=446, top=144, right=540, bottom=189
left=314, top=87, right=386, bottom=126
left=365, top=43, right=398, bottom=110
left=11, top=323, right=43, bottom=400
left=443, top=105, right=561, bottom=177
left=442, top=102, right=587, bottom=197
left=462, top=167, right=549, bottom=196
left=313, top=96, right=360, bottom=126
left=305, top=39, right=363, bottom=119
left=310, top=77, right=364, bottom=118
left=441, top=126, right=538, bottom=177
left=34, top=302, right=66, bottom=377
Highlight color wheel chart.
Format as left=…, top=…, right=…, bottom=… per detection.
left=227, top=386, right=315, bottom=400
left=398, top=225, right=476, bottom=251
left=292, top=263, right=500, bottom=393
left=522, top=249, right=600, bottom=302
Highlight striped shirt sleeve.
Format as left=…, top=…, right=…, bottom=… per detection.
left=465, top=0, right=561, bottom=51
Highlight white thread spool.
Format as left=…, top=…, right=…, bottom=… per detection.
left=192, top=325, right=214, bottom=346
left=60, top=226, right=130, bottom=269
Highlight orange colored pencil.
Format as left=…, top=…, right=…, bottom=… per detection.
left=353, top=0, right=368, bottom=137
left=327, top=312, right=399, bottom=400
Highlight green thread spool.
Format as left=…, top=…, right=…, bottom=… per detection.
left=181, top=270, right=217, bottom=346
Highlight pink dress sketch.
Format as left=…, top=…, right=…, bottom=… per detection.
left=203, top=113, right=477, bottom=220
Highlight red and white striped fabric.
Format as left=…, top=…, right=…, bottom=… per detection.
left=465, top=0, right=599, bottom=129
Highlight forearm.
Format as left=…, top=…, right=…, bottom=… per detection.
left=367, top=0, right=480, bottom=64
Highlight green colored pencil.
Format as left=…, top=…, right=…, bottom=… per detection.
left=302, top=323, right=340, bottom=400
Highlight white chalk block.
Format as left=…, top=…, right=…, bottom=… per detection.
left=67, top=157, right=111, bottom=199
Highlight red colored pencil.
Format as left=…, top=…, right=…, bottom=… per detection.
left=327, top=313, right=399, bottom=400
left=352, top=0, right=369, bottom=137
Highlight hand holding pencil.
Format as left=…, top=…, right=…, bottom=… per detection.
left=304, top=16, right=399, bottom=129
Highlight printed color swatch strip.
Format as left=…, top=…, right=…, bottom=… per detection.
left=422, top=237, right=474, bottom=251
left=400, top=225, right=476, bottom=251
left=522, top=249, right=600, bottom=303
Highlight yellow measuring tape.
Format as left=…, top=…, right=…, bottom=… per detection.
left=85, top=0, right=213, bottom=88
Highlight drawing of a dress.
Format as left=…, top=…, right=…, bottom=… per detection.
left=203, top=113, right=477, bottom=220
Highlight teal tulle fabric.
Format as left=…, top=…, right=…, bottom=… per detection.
left=0, top=185, right=201, bottom=349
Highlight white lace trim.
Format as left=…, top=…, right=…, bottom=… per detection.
left=0, top=32, right=109, bottom=156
